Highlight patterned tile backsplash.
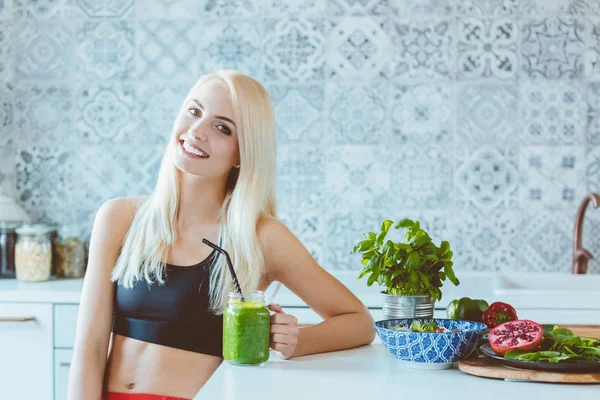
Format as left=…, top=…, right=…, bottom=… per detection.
left=0, top=0, right=599, bottom=274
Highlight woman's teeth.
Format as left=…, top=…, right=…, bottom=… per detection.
left=182, top=141, right=209, bottom=158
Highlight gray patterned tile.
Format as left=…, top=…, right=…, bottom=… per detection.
left=582, top=212, right=600, bottom=274
left=455, top=146, right=519, bottom=213
left=137, top=80, right=190, bottom=145
left=198, top=20, right=261, bottom=78
left=279, top=210, right=326, bottom=265
left=520, top=146, right=586, bottom=210
left=521, top=17, right=585, bottom=80
left=268, top=84, right=324, bottom=144
left=277, top=145, right=326, bottom=213
left=324, top=146, right=390, bottom=210
left=585, top=146, right=600, bottom=193
left=453, top=209, right=520, bottom=272
left=326, top=210, right=386, bottom=270
left=76, top=20, right=135, bottom=81
left=14, top=0, right=82, bottom=19
left=521, top=0, right=600, bottom=15
left=521, top=82, right=585, bottom=145
left=387, top=19, right=453, bottom=80
left=69, top=144, right=162, bottom=199
left=74, top=82, right=137, bottom=144
left=0, top=145, right=16, bottom=197
left=76, top=0, right=133, bottom=18
left=588, top=18, right=600, bottom=80
left=457, top=0, right=518, bottom=15
left=0, top=22, right=12, bottom=82
left=326, top=80, right=388, bottom=144
left=204, top=0, right=259, bottom=17
left=390, top=0, right=452, bottom=15
left=457, top=83, right=517, bottom=144
left=326, top=18, right=391, bottom=79
left=267, top=0, right=326, bottom=16
left=264, top=19, right=325, bottom=82
left=327, top=0, right=389, bottom=15
left=520, top=210, right=574, bottom=273
left=457, top=18, right=518, bottom=80
left=15, top=21, right=74, bottom=79
left=137, top=20, right=199, bottom=82
left=391, top=83, right=453, bottom=145
left=136, top=0, right=201, bottom=19
left=389, top=146, right=453, bottom=209
left=14, top=82, right=73, bottom=147
left=0, top=82, right=13, bottom=147
left=14, top=146, right=76, bottom=223
left=0, top=0, right=13, bottom=20
left=587, top=83, right=600, bottom=145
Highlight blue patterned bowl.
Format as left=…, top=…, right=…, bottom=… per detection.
left=374, top=319, right=487, bottom=369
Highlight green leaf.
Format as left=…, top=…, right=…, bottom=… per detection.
left=367, top=272, right=379, bottom=287
left=358, top=268, right=369, bottom=279
left=405, top=251, right=421, bottom=270
left=367, top=232, right=376, bottom=241
left=418, top=272, right=430, bottom=288
left=380, top=220, right=394, bottom=235
left=444, top=263, right=459, bottom=286
left=391, top=269, right=403, bottom=280
left=412, top=235, right=431, bottom=248
left=395, top=219, right=414, bottom=230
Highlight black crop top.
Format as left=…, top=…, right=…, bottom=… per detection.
left=112, top=249, right=223, bottom=357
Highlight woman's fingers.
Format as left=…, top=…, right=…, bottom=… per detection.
left=270, top=333, right=289, bottom=344
left=268, top=303, right=284, bottom=313
left=271, top=312, right=298, bottom=325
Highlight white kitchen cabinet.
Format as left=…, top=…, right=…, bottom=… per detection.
left=54, top=349, right=73, bottom=400
left=0, top=302, right=53, bottom=400
left=54, top=305, right=79, bottom=348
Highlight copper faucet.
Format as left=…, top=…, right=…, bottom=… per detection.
left=573, top=192, right=600, bottom=274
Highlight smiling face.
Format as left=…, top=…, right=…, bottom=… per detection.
left=172, top=79, right=240, bottom=179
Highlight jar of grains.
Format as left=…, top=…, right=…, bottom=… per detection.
left=15, top=223, right=53, bottom=281
left=55, top=226, right=85, bottom=278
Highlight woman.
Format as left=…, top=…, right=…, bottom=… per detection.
left=67, top=70, right=375, bottom=400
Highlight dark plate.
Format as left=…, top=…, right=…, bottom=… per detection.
left=479, top=343, right=600, bottom=373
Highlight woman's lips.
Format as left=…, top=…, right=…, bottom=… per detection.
left=179, top=140, right=208, bottom=159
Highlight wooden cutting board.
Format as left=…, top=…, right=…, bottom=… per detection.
left=458, top=325, right=600, bottom=384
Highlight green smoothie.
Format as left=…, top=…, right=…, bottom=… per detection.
left=223, top=291, right=270, bottom=365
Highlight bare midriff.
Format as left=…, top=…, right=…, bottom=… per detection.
left=104, top=333, right=222, bottom=399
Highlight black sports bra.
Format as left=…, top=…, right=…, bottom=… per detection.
left=112, top=249, right=223, bottom=357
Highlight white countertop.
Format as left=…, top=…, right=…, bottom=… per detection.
left=1, top=271, right=600, bottom=310
left=195, top=344, right=599, bottom=399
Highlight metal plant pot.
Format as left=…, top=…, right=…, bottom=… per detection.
left=381, top=292, right=434, bottom=319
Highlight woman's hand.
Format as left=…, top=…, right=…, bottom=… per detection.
left=268, top=304, right=299, bottom=359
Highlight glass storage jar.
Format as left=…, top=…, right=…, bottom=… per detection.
left=15, top=223, right=53, bottom=282
left=0, top=221, right=22, bottom=279
left=55, top=226, right=85, bottom=278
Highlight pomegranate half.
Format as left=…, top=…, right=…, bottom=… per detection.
left=488, top=319, right=543, bottom=356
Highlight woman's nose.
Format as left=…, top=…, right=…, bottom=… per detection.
left=189, top=120, right=209, bottom=141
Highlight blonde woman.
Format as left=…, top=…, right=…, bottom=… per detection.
left=67, top=70, right=375, bottom=400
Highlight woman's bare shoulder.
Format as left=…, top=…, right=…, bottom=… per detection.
left=95, top=196, right=148, bottom=228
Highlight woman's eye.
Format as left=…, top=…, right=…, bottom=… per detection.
left=188, top=107, right=201, bottom=117
left=218, top=125, right=232, bottom=135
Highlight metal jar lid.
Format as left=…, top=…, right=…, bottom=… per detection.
left=16, top=223, right=54, bottom=236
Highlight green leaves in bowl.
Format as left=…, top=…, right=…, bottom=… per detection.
left=504, top=325, right=600, bottom=363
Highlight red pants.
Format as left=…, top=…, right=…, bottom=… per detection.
left=103, top=392, right=190, bottom=400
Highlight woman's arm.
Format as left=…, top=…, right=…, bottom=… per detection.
left=258, top=216, right=375, bottom=358
left=67, top=198, right=136, bottom=400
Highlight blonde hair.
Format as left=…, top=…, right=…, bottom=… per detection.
left=111, top=70, right=277, bottom=314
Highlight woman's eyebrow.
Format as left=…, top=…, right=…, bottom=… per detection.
left=192, top=99, right=237, bottom=128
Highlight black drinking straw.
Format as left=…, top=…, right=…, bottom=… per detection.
left=202, top=238, right=245, bottom=302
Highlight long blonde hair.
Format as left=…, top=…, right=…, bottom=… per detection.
left=111, top=70, right=277, bottom=314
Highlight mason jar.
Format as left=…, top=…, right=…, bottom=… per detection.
left=55, top=226, right=85, bottom=278
left=15, top=223, right=53, bottom=282
left=223, top=290, right=270, bottom=366
left=0, top=220, right=22, bottom=279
